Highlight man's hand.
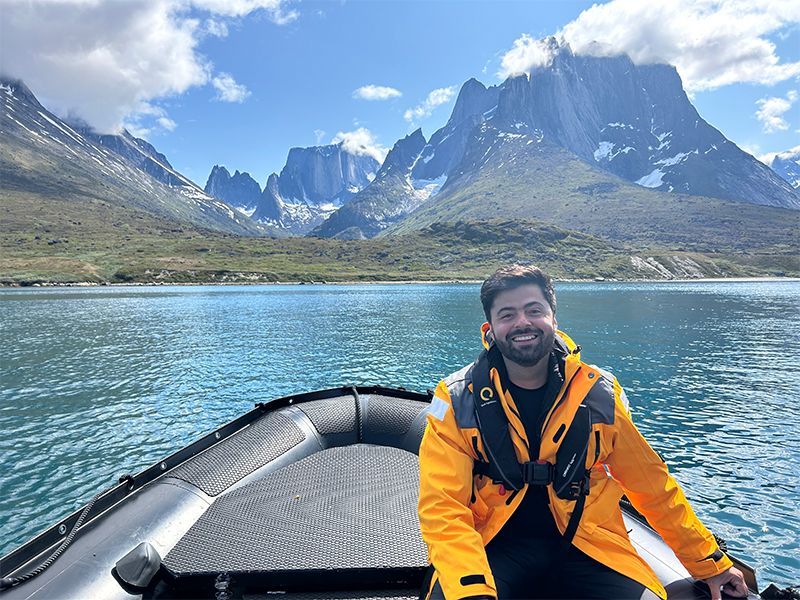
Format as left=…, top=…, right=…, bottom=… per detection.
left=704, top=566, right=748, bottom=600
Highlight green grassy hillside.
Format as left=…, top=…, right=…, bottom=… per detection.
left=383, top=127, right=800, bottom=255
left=2, top=188, right=797, bottom=284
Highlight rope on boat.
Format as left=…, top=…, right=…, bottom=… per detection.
left=0, top=482, right=118, bottom=591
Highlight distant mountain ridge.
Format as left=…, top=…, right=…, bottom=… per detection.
left=310, top=129, right=429, bottom=239
left=204, top=166, right=262, bottom=214
left=249, top=143, right=380, bottom=234
left=0, top=76, right=271, bottom=236
left=310, top=79, right=503, bottom=239
left=761, top=146, right=800, bottom=189
left=310, top=38, right=799, bottom=239
left=6, top=36, right=800, bottom=249
left=382, top=120, right=800, bottom=254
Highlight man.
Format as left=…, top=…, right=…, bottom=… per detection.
left=418, top=265, right=747, bottom=600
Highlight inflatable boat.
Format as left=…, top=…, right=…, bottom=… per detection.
left=0, top=386, right=763, bottom=599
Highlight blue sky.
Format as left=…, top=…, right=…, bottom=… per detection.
left=2, top=0, right=798, bottom=189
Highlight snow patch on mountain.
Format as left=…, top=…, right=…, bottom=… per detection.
left=655, top=150, right=698, bottom=167
left=595, top=142, right=635, bottom=162
left=636, top=169, right=666, bottom=188
left=411, top=175, right=448, bottom=199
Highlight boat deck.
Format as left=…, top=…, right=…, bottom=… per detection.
left=1, top=388, right=757, bottom=599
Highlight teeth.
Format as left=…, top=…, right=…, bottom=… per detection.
left=514, top=335, right=537, bottom=341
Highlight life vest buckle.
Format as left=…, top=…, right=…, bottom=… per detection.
left=521, top=459, right=554, bottom=486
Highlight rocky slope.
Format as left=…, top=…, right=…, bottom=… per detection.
left=489, top=38, right=799, bottom=209
left=310, top=129, right=429, bottom=239
left=0, top=77, right=269, bottom=236
left=383, top=121, right=800, bottom=253
left=312, top=79, right=502, bottom=238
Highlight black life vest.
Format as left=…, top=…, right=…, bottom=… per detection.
left=471, top=345, right=599, bottom=499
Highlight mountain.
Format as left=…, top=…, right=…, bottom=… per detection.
left=0, top=77, right=271, bottom=236
left=761, top=146, right=800, bottom=189
left=410, top=78, right=502, bottom=185
left=68, top=120, right=246, bottom=204
left=310, top=129, right=429, bottom=239
left=204, top=166, right=262, bottom=214
left=313, top=42, right=798, bottom=240
left=312, top=79, right=502, bottom=239
left=251, top=143, right=380, bottom=234
left=383, top=121, right=800, bottom=254
left=489, top=38, right=799, bottom=209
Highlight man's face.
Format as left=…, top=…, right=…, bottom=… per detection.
left=488, top=284, right=557, bottom=368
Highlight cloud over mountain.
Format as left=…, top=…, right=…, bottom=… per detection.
left=212, top=73, right=252, bottom=103
left=0, top=0, right=293, bottom=135
left=499, top=0, right=800, bottom=92
left=331, top=128, right=388, bottom=164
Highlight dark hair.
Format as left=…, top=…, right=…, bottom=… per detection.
left=480, top=264, right=556, bottom=322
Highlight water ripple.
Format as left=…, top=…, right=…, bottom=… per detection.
left=1, top=282, right=798, bottom=587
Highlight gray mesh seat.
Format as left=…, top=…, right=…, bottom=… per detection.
left=164, top=445, right=427, bottom=588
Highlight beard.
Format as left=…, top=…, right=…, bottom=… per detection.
left=493, top=326, right=555, bottom=368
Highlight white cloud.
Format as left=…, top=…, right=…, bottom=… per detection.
left=497, top=0, right=800, bottom=92
left=758, top=143, right=800, bottom=166
left=352, top=85, right=402, bottom=101
left=404, top=87, right=457, bottom=123
left=498, top=35, right=559, bottom=78
left=212, top=72, right=251, bottom=103
left=204, top=19, right=229, bottom=37
left=191, top=0, right=297, bottom=23
left=268, top=6, right=299, bottom=25
left=738, top=143, right=761, bottom=157
left=331, top=128, right=388, bottom=164
left=314, top=129, right=326, bottom=144
left=755, top=90, right=798, bottom=133
left=158, top=117, right=178, bottom=131
left=0, top=0, right=295, bottom=134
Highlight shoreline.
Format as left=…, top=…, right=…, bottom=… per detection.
left=3, top=276, right=799, bottom=288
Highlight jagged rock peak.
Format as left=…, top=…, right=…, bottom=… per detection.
left=447, top=78, right=503, bottom=127
left=252, top=173, right=284, bottom=224
left=0, top=76, right=43, bottom=108
left=763, top=146, right=800, bottom=189
left=489, top=46, right=800, bottom=209
left=204, top=165, right=262, bottom=211
left=378, top=128, right=427, bottom=177
left=204, top=165, right=232, bottom=196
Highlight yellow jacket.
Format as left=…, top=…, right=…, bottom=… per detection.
left=418, top=327, right=732, bottom=600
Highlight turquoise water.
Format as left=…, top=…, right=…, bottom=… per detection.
left=1, top=282, right=798, bottom=587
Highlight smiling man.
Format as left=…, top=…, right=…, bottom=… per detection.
left=418, top=264, right=747, bottom=600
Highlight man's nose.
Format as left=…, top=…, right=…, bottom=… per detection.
left=514, top=312, right=533, bottom=328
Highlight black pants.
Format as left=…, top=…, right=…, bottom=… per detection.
left=428, top=536, right=650, bottom=600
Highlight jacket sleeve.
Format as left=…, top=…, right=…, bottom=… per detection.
left=418, top=380, right=497, bottom=600
left=605, top=397, right=733, bottom=581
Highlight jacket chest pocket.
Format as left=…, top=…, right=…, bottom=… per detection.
left=587, top=424, right=612, bottom=466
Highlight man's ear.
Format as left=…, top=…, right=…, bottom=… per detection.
left=553, top=316, right=557, bottom=330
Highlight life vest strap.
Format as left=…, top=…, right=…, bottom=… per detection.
left=521, top=460, right=554, bottom=486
